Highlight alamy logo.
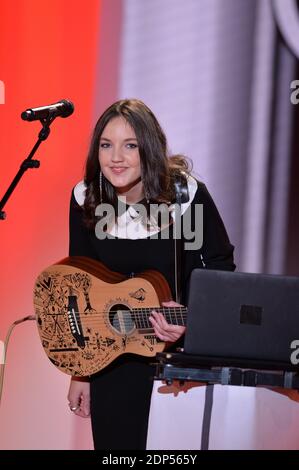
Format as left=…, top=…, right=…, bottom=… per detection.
left=0, top=80, right=5, bottom=104
left=0, top=340, right=4, bottom=364
left=290, top=339, right=299, bottom=365
left=290, top=80, right=299, bottom=105
left=95, top=201, right=203, bottom=251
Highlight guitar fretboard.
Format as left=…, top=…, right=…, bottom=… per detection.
left=131, top=307, right=187, bottom=329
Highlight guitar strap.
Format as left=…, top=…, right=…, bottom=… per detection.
left=174, top=174, right=213, bottom=451
left=174, top=173, right=189, bottom=303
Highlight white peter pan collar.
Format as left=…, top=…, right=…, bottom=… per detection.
left=73, top=175, right=198, bottom=239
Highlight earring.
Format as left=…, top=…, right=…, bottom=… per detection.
left=142, top=182, right=149, bottom=204
left=144, top=186, right=150, bottom=204
left=99, top=171, right=103, bottom=204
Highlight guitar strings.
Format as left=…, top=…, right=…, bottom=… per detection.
left=39, top=310, right=188, bottom=327
left=38, top=308, right=188, bottom=329
left=49, top=311, right=188, bottom=318
left=72, top=316, right=186, bottom=324
left=39, top=308, right=188, bottom=318
left=63, top=308, right=187, bottom=315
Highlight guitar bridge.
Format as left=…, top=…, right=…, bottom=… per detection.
left=67, top=295, right=86, bottom=348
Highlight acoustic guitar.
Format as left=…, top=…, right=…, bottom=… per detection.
left=33, top=256, right=187, bottom=376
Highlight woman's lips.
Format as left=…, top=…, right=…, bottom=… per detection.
left=110, top=167, right=128, bottom=174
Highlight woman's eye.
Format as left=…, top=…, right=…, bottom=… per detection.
left=126, top=143, right=138, bottom=149
left=100, top=143, right=111, bottom=149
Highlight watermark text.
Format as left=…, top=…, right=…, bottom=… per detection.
left=95, top=200, right=203, bottom=251
left=290, top=339, right=299, bottom=365
left=0, top=80, right=5, bottom=104
left=0, top=340, right=4, bottom=364
left=290, top=80, right=299, bottom=105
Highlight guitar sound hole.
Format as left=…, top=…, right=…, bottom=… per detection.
left=109, top=304, right=135, bottom=335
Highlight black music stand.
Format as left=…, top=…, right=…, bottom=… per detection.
left=154, top=268, right=299, bottom=449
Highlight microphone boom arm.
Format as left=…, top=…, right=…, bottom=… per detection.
left=0, top=113, right=59, bottom=220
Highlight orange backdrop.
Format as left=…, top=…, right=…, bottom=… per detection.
left=0, top=0, right=101, bottom=449
left=0, top=0, right=100, bottom=329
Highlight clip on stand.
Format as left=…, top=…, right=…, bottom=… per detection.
left=154, top=351, right=299, bottom=390
left=0, top=113, right=56, bottom=221
left=154, top=351, right=299, bottom=450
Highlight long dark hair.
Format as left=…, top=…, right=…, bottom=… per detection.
left=83, top=98, right=191, bottom=228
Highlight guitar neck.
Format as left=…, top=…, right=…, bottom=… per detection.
left=132, top=307, right=187, bottom=329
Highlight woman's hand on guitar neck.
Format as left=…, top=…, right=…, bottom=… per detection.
left=67, top=377, right=91, bottom=418
left=149, top=300, right=186, bottom=343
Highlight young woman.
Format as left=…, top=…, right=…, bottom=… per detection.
left=67, top=98, right=235, bottom=450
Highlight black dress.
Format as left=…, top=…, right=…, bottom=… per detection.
left=69, top=178, right=235, bottom=450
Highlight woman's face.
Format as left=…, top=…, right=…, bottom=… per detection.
left=99, top=116, right=141, bottom=194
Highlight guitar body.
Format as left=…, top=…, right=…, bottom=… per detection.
left=33, top=256, right=172, bottom=376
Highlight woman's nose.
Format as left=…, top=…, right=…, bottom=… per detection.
left=111, top=146, right=124, bottom=162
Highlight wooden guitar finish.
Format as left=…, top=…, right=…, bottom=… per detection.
left=33, top=256, right=187, bottom=377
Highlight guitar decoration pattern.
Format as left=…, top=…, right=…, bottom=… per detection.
left=33, top=256, right=187, bottom=376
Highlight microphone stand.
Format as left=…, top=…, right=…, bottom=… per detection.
left=0, top=113, right=57, bottom=220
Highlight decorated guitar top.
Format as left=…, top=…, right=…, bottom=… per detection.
left=33, top=256, right=187, bottom=376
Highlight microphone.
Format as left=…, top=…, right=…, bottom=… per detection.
left=21, top=99, right=74, bottom=121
